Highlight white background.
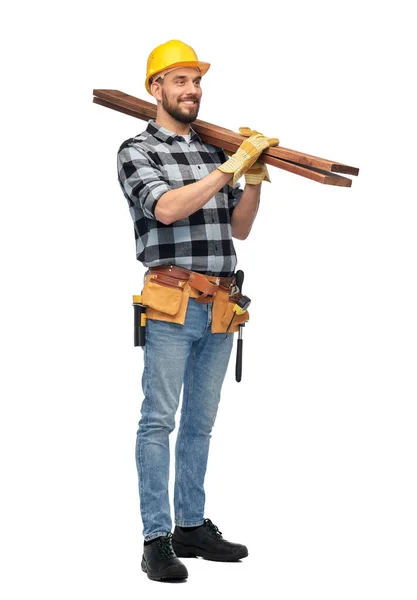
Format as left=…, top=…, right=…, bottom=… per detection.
left=1, top=1, right=416, bottom=598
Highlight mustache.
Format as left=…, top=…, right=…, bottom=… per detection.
left=179, top=96, right=199, bottom=103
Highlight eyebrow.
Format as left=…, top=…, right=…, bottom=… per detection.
left=173, top=75, right=202, bottom=82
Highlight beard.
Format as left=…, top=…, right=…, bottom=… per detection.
left=161, top=89, right=200, bottom=124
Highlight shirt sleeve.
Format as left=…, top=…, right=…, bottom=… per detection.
left=117, top=143, right=171, bottom=219
left=227, top=181, right=243, bottom=213
left=216, top=147, right=243, bottom=213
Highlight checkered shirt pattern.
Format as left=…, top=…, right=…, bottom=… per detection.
left=117, top=120, right=243, bottom=276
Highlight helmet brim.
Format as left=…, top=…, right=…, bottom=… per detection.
left=145, top=61, right=211, bottom=95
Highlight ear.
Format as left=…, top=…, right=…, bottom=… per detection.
left=150, top=80, right=162, bottom=102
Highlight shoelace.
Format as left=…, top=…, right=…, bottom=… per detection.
left=158, top=532, right=175, bottom=558
left=204, top=518, right=223, bottom=539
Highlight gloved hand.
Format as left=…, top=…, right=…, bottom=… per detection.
left=217, top=131, right=278, bottom=186
left=239, top=127, right=280, bottom=185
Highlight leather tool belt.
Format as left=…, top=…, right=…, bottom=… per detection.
left=140, top=265, right=249, bottom=333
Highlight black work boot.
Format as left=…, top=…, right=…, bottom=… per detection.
left=172, top=518, right=248, bottom=562
left=141, top=532, right=188, bottom=581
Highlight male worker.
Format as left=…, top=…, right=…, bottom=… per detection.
left=117, top=39, right=277, bottom=581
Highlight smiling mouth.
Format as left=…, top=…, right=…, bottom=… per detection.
left=180, top=99, right=198, bottom=106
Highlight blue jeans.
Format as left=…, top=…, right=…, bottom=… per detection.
left=136, top=298, right=234, bottom=541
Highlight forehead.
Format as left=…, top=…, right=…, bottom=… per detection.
left=165, top=67, right=201, bottom=81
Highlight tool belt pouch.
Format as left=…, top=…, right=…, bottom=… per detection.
left=211, top=288, right=250, bottom=334
left=141, top=273, right=190, bottom=325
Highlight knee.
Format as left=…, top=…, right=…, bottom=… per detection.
left=188, top=408, right=219, bottom=437
left=139, top=410, right=176, bottom=436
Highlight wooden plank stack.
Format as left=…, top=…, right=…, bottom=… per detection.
left=93, top=89, right=359, bottom=187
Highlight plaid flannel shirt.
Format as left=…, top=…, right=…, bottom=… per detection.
left=117, top=120, right=243, bottom=276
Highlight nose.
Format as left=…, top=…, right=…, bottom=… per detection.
left=184, top=79, right=201, bottom=95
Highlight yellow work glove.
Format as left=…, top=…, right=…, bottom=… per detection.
left=217, top=132, right=278, bottom=186
left=239, top=127, right=280, bottom=185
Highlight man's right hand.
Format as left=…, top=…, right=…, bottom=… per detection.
left=217, top=132, right=278, bottom=186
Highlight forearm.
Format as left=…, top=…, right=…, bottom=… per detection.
left=155, top=170, right=232, bottom=225
left=231, top=183, right=261, bottom=240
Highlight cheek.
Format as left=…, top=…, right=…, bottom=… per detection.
left=164, top=90, right=177, bottom=104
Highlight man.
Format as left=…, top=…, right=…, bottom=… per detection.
left=117, top=40, right=277, bottom=581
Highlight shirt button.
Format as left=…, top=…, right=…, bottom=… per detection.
left=198, top=165, right=201, bottom=169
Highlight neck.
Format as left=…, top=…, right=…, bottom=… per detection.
left=155, top=105, right=192, bottom=136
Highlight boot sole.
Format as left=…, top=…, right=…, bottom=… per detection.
left=141, top=556, right=188, bottom=581
left=172, top=540, right=248, bottom=562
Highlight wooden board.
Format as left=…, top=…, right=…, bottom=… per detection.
left=93, top=89, right=358, bottom=187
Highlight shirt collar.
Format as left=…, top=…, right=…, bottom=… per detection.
left=146, top=120, right=202, bottom=145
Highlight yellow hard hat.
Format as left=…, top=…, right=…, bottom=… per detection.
left=145, top=39, right=210, bottom=95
